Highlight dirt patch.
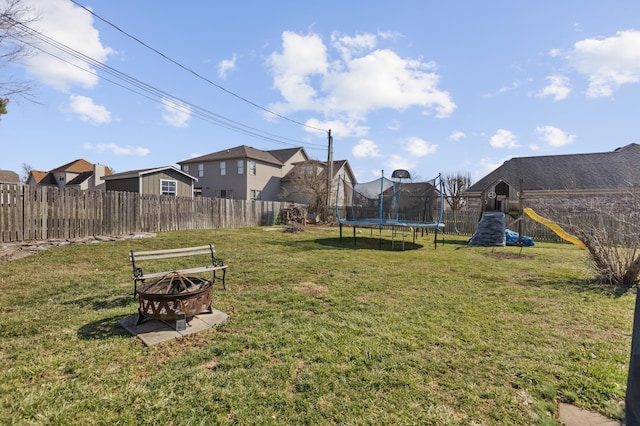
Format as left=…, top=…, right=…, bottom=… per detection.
left=490, top=252, right=533, bottom=260
left=293, top=281, right=328, bottom=296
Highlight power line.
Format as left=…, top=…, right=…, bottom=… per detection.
left=1, top=15, right=326, bottom=150
left=68, top=0, right=328, bottom=135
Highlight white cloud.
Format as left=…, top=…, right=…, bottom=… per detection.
left=161, top=98, right=191, bottom=127
left=498, top=81, right=520, bottom=94
left=23, top=0, right=114, bottom=91
left=83, top=143, right=150, bottom=156
left=489, top=129, right=518, bottom=149
left=535, top=125, right=575, bottom=147
left=352, top=139, right=381, bottom=158
left=386, top=154, right=416, bottom=172
left=266, top=30, right=455, bottom=128
left=304, top=117, right=369, bottom=138
left=449, top=130, right=466, bottom=142
left=387, top=120, right=401, bottom=131
left=402, top=137, right=437, bottom=157
left=567, top=30, right=640, bottom=97
left=549, top=48, right=561, bottom=57
left=266, top=31, right=328, bottom=112
left=218, top=54, right=237, bottom=79
left=331, top=31, right=377, bottom=61
left=536, top=75, right=571, bottom=101
left=67, top=95, right=111, bottom=124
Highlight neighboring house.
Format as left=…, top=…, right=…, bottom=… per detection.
left=465, top=143, right=640, bottom=214
left=102, top=166, right=197, bottom=197
left=0, top=170, right=20, bottom=184
left=280, top=159, right=357, bottom=209
left=26, top=159, right=112, bottom=191
left=177, top=145, right=309, bottom=201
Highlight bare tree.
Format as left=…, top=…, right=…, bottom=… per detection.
left=20, top=162, right=31, bottom=183
left=537, top=193, right=640, bottom=287
left=279, top=161, right=327, bottom=217
left=444, top=172, right=472, bottom=232
left=1, top=0, right=37, bottom=118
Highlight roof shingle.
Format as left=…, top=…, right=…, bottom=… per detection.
left=467, top=143, right=640, bottom=193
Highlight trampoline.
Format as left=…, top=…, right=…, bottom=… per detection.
left=335, top=170, right=445, bottom=249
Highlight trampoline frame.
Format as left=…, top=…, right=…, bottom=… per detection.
left=335, top=171, right=445, bottom=249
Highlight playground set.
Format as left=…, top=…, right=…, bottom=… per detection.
left=333, top=169, right=585, bottom=250
left=468, top=206, right=585, bottom=249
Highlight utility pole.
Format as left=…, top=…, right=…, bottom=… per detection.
left=326, top=129, right=333, bottom=220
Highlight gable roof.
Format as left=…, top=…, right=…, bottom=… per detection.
left=50, top=159, right=94, bottom=174
left=268, top=147, right=308, bottom=163
left=29, top=160, right=112, bottom=187
left=0, top=170, right=20, bottom=183
left=67, top=171, right=93, bottom=185
left=30, top=170, right=55, bottom=185
left=280, top=159, right=357, bottom=183
left=103, top=166, right=197, bottom=181
left=467, top=143, right=640, bottom=193
left=178, top=145, right=284, bottom=167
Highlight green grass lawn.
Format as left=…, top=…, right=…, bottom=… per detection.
left=0, top=226, right=634, bottom=425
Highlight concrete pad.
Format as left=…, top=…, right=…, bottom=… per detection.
left=558, top=403, right=621, bottom=426
left=118, top=309, right=229, bottom=346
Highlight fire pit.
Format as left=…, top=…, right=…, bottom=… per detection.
left=136, top=272, right=212, bottom=325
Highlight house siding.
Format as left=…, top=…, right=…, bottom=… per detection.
left=106, top=177, right=139, bottom=193
left=141, top=170, right=193, bottom=197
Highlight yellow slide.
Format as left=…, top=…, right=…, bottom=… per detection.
left=523, top=208, right=586, bottom=250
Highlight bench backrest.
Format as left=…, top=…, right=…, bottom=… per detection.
left=130, top=244, right=216, bottom=278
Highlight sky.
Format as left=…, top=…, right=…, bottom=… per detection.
left=2, top=0, right=640, bottom=184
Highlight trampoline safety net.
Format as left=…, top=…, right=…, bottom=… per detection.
left=335, top=173, right=443, bottom=226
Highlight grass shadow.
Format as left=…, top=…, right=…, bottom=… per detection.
left=520, top=276, right=634, bottom=298
left=77, top=315, right=131, bottom=340
left=312, top=236, right=425, bottom=251
left=62, top=294, right=134, bottom=310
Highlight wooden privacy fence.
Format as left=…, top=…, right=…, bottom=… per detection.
left=440, top=210, right=598, bottom=244
left=0, top=184, right=302, bottom=243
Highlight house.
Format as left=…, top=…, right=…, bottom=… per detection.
left=177, top=145, right=309, bottom=201
left=280, top=159, right=357, bottom=209
left=0, top=170, right=20, bottom=184
left=26, top=159, right=112, bottom=191
left=102, top=166, right=198, bottom=197
left=465, top=143, right=640, bottom=215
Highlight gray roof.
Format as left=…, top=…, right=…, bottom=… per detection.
left=66, top=171, right=93, bottom=186
left=467, top=143, right=640, bottom=193
left=178, top=145, right=284, bottom=166
left=103, top=166, right=197, bottom=181
left=268, top=147, right=307, bottom=163
left=0, top=170, right=20, bottom=183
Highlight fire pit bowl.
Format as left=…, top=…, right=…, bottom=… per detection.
left=137, top=272, right=212, bottom=322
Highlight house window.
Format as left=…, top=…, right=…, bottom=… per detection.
left=198, top=163, right=204, bottom=177
left=160, top=179, right=177, bottom=196
left=220, top=189, right=233, bottom=199
left=237, top=160, right=244, bottom=175
left=182, top=164, right=189, bottom=174
left=220, top=161, right=226, bottom=176
left=250, top=189, right=261, bottom=200
left=249, top=160, right=256, bottom=176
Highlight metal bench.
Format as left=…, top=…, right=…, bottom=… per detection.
left=129, top=244, right=227, bottom=298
